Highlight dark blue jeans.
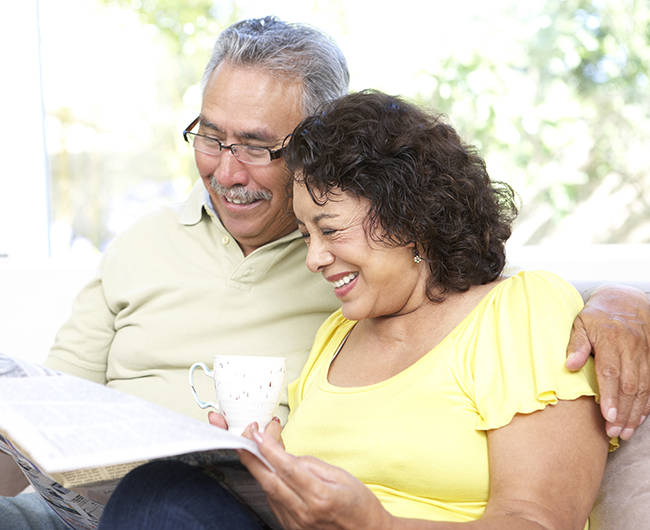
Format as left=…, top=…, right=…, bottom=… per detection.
left=98, top=461, right=267, bottom=530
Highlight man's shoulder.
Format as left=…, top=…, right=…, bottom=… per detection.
left=116, top=202, right=185, bottom=238
left=134, top=200, right=188, bottom=227
left=105, top=195, right=206, bottom=257
left=115, top=181, right=206, bottom=240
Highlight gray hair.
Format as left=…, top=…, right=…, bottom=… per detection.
left=200, top=16, right=350, bottom=117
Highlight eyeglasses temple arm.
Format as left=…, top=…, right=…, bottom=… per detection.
left=183, top=116, right=201, bottom=142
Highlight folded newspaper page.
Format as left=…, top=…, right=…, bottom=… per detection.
left=0, top=353, right=281, bottom=530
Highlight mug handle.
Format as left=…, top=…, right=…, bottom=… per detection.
left=189, top=362, right=220, bottom=411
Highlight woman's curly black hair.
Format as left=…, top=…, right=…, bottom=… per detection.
left=283, top=90, right=519, bottom=303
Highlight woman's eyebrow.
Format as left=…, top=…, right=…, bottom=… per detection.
left=295, top=208, right=339, bottom=227
left=314, top=213, right=337, bottom=222
left=300, top=213, right=338, bottom=224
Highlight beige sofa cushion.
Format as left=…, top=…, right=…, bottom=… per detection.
left=591, top=418, right=650, bottom=529
left=567, top=280, right=650, bottom=528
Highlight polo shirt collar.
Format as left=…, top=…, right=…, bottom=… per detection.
left=179, top=179, right=215, bottom=226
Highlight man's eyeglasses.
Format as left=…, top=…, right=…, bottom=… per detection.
left=182, top=116, right=284, bottom=165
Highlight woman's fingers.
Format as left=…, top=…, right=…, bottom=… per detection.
left=239, top=429, right=391, bottom=530
left=207, top=411, right=228, bottom=429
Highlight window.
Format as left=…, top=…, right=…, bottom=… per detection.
left=6, top=0, right=650, bottom=259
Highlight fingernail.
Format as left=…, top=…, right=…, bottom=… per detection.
left=606, top=408, right=617, bottom=424
left=252, top=428, right=264, bottom=444
left=608, top=425, right=622, bottom=438
left=621, top=428, right=635, bottom=440
left=641, top=415, right=647, bottom=425
left=272, top=416, right=281, bottom=423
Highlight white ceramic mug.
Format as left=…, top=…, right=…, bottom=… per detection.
left=189, top=355, right=287, bottom=436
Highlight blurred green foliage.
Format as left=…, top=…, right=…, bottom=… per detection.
left=49, top=0, right=650, bottom=251
left=416, top=0, right=650, bottom=243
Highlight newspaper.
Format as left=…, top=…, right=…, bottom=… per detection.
left=0, top=353, right=281, bottom=530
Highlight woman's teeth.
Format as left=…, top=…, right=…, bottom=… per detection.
left=332, top=273, right=358, bottom=288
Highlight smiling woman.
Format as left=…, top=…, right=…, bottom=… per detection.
left=293, top=187, right=408, bottom=322
left=287, top=90, right=519, bottom=305
left=267, top=89, right=611, bottom=527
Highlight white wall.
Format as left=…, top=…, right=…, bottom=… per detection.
left=0, top=258, right=98, bottom=364
left=506, top=244, right=650, bottom=283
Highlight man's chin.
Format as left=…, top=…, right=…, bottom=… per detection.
left=215, top=204, right=268, bottom=238
left=219, top=214, right=297, bottom=251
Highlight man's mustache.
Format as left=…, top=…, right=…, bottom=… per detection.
left=209, top=177, right=272, bottom=202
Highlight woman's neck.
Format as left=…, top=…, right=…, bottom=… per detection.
left=328, top=280, right=503, bottom=388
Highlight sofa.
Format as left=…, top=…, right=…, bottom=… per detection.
left=592, top=417, right=650, bottom=529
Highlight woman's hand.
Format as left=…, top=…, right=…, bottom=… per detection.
left=237, top=427, right=392, bottom=530
left=566, top=284, right=650, bottom=440
left=208, top=411, right=229, bottom=430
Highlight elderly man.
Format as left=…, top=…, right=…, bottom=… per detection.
left=42, top=17, right=349, bottom=426
left=2, top=15, right=650, bottom=530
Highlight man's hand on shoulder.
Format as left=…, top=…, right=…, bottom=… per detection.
left=566, top=285, right=650, bottom=440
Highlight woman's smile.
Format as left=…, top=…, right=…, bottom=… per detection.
left=329, top=272, right=359, bottom=295
left=293, top=183, right=424, bottom=321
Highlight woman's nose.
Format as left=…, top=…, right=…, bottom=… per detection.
left=305, top=237, right=334, bottom=273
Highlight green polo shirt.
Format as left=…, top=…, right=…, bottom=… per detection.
left=45, top=180, right=339, bottom=423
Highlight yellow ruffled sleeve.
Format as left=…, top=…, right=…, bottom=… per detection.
left=470, top=271, right=611, bottom=445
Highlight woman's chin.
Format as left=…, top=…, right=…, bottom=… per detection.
left=340, top=305, right=363, bottom=322
left=340, top=302, right=376, bottom=322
